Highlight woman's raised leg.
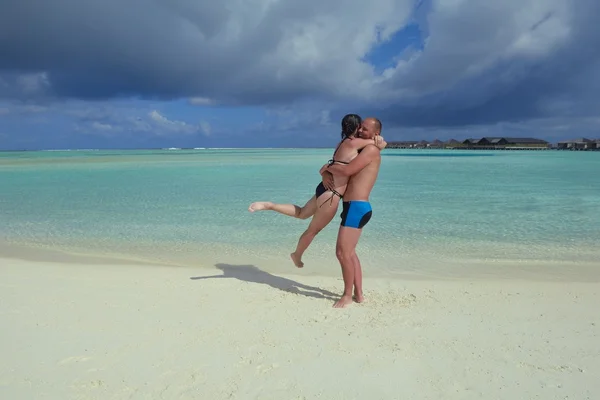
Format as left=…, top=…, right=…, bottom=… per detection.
left=290, top=194, right=340, bottom=268
left=249, top=196, right=317, bottom=220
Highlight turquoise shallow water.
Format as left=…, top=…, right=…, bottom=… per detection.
left=1, top=149, right=599, bottom=277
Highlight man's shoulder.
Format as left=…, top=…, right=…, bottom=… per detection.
left=362, top=144, right=381, bottom=158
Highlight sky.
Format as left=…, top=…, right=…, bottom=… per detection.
left=1, top=0, right=599, bottom=150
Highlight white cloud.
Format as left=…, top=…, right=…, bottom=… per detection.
left=17, top=72, right=51, bottom=95
left=148, top=110, right=209, bottom=136
left=0, top=72, right=52, bottom=100
left=90, top=122, right=115, bottom=131
left=188, top=97, right=215, bottom=106
left=382, top=0, right=574, bottom=97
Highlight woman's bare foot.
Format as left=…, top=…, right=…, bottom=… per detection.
left=248, top=201, right=273, bottom=212
left=333, top=295, right=353, bottom=308
left=353, top=291, right=365, bottom=303
left=290, top=252, right=304, bottom=268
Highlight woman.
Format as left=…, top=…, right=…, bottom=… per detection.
left=248, top=114, right=386, bottom=268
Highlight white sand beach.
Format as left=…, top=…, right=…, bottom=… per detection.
left=1, top=253, right=599, bottom=400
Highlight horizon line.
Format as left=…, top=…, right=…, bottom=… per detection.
left=1, top=136, right=598, bottom=152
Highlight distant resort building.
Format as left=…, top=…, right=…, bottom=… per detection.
left=387, top=137, right=551, bottom=150
left=427, top=139, right=445, bottom=148
left=386, top=136, right=600, bottom=151
left=461, top=137, right=549, bottom=150
left=556, top=138, right=600, bottom=150
left=388, top=140, right=419, bottom=149
left=389, top=138, right=461, bottom=149
left=444, top=139, right=462, bottom=148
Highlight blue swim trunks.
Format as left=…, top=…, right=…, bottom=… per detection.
left=340, top=201, right=372, bottom=229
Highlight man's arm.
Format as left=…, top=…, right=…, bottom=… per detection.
left=349, top=136, right=386, bottom=151
left=319, top=166, right=335, bottom=190
left=324, top=145, right=380, bottom=177
left=348, top=137, right=376, bottom=150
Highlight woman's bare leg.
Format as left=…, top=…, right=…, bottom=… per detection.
left=290, top=194, right=340, bottom=268
left=249, top=196, right=317, bottom=220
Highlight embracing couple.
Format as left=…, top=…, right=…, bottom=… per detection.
left=249, top=114, right=386, bottom=308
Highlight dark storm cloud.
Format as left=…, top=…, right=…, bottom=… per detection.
left=365, top=0, right=600, bottom=128
left=0, top=0, right=274, bottom=100
left=1, top=0, right=599, bottom=130
left=0, top=0, right=410, bottom=104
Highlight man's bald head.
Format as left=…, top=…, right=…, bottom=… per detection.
left=359, top=117, right=382, bottom=139
left=363, top=117, right=382, bottom=136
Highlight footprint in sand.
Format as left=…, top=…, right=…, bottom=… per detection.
left=73, top=380, right=104, bottom=389
left=58, top=356, right=91, bottom=365
left=257, top=363, right=279, bottom=374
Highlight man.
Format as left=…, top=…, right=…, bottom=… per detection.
left=321, top=117, right=385, bottom=308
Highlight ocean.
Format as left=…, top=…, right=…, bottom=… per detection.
left=1, top=148, right=599, bottom=279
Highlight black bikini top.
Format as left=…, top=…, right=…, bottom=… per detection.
left=327, top=137, right=351, bottom=166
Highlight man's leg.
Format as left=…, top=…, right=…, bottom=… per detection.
left=352, top=253, right=364, bottom=303
left=334, top=226, right=363, bottom=308
left=334, top=200, right=372, bottom=307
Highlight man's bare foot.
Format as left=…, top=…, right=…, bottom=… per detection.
left=333, top=295, right=353, bottom=308
left=248, top=201, right=273, bottom=212
left=353, top=292, right=365, bottom=303
left=290, top=252, right=304, bottom=268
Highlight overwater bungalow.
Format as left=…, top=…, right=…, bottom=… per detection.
left=444, top=139, right=463, bottom=148
left=462, top=137, right=549, bottom=150
left=386, top=136, right=556, bottom=151
left=387, top=141, right=419, bottom=149
left=556, top=138, right=599, bottom=150
left=427, top=139, right=444, bottom=148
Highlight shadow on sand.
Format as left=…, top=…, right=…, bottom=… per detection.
left=190, top=263, right=339, bottom=301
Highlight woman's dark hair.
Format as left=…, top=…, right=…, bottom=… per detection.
left=341, top=114, right=362, bottom=139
